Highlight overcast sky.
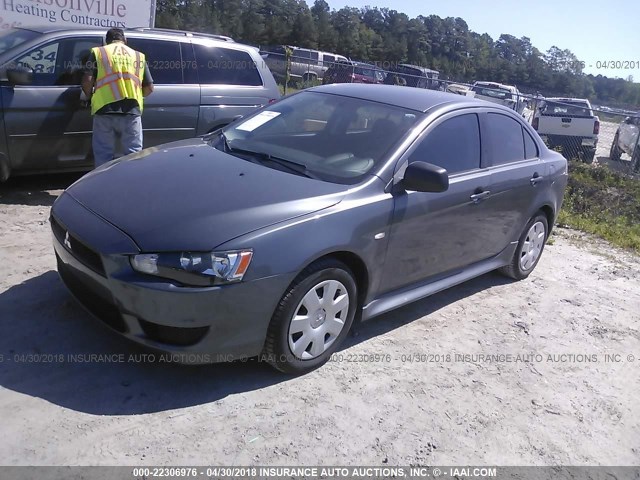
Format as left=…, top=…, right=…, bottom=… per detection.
left=324, top=0, right=640, bottom=81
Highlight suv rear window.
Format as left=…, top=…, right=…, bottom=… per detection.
left=126, top=38, right=183, bottom=84
left=194, top=44, right=263, bottom=86
left=292, top=49, right=319, bottom=62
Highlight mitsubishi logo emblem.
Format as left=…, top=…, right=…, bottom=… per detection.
left=64, top=231, right=72, bottom=250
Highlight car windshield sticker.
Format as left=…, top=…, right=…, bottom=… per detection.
left=237, top=111, right=282, bottom=132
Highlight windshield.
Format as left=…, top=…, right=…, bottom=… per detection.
left=215, top=91, right=421, bottom=185
left=473, top=85, right=513, bottom=100
left=0, top=28, right=39, bottom=55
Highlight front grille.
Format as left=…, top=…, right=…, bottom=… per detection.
left=57, top=254, right=128, bottom=334
left=139, top=319, right=209, bottom=346
left=51, top=216, right=106, bottom=277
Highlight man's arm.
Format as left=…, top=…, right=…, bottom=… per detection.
left=81, top=51, right=98, bottom=99
left=141, top=62, right=154, bottom=97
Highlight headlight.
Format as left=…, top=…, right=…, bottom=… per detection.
left=130, top=250, right=253, bottom=287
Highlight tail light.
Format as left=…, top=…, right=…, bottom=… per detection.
left=593, top=120, right=600, bottom=135
left=532, top=117, right=539, bottom=130
left=268, top=98, right=277, bottom=104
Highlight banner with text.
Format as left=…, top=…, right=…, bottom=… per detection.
left=1, top=0, right=156, bottom=31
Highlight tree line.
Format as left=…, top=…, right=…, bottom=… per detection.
left=156, top=0, right=640, bottom=108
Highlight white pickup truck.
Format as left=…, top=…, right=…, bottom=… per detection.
left=532, top=97, right=600, bottom=163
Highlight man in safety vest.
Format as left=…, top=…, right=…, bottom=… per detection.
left=82, top=28, right=154, bottom=167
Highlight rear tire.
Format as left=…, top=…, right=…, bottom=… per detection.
left=0, top=156, right=10, bottom=183
left=262, top=259, right=357, bottom=374
left=499, top=213, right=549, bottom=280
left=582, top=148, right=595, bottom=164
left=610, top=133, right=622, bottom=161
left=302, top=73, right=317, bottom=83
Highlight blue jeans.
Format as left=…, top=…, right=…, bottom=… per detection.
left=92, top=114, right=143, bottom=168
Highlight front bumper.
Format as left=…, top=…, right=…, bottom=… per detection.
left=51, top=195, right=294, bottom=362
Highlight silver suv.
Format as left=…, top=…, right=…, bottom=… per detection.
left=261, top=45, right=348, bottom=83
left=0, top=26, right=280, bottom=181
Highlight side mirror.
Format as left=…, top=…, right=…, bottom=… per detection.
left=7, top=66, right=33, bottom=85
left=402, top=161, right=449, bottom=193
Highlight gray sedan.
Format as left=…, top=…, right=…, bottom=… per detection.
left=51, top=84, right=568, bottom=374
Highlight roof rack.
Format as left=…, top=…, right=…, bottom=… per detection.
left=126, top=27, right=234, bottom=42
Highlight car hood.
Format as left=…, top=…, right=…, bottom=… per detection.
left=65, top=138, right=347, bottom=252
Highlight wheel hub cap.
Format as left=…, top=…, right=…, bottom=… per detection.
left=311, top=309, right=327, bottom=328
left=520, top=221, right=546, bottom=271
left=287, top=279, right=350, bottom=360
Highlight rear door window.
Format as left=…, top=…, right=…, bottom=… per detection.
left=126, top=38, right=183, bottom=84
left=485, top=113, right=526, bottom=165
left=523, top=128, right=539, bottom=159
left=194, top=44, right=263, bottom=86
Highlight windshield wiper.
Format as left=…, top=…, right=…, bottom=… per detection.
left=223, top=140, right=318, bottom=179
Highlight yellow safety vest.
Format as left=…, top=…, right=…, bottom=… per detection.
left=91, top=42, right=145, bottom=115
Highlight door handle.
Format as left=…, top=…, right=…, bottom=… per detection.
left=470, top=190, right=491, bottom=204
left=530, top=173, right=544, bottom=186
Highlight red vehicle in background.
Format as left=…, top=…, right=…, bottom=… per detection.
left=323, top=60, right=386, bottom=85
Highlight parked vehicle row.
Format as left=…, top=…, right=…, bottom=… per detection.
left=260, top=45, right=349, bottom=83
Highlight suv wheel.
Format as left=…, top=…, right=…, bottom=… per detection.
left=302, top=73, right=317, bottom=83
left=499, top=213, right=549, bottom=280
left=262, top=259, right=357, bottom=374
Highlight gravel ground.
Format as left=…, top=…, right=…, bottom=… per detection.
left=0, top=174, right=639, bottom=466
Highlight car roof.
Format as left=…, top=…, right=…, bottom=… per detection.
left=309, top=83, right=494, bottom=113
left=14, top=25, right=234, bottom=42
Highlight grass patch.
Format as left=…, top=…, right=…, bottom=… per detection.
left=557, top=161, right=640, bottom=250
left=278, top=84, right=301, bottom=96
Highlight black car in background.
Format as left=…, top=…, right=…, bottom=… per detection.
left=384, top=63, right=440, bottom=89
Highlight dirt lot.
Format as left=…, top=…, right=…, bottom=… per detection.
left=0, top=174, right=639, bottom=466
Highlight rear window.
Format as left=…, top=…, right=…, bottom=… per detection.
left=354, top=66, right=374, bottom=77
left=0, top=28, right=39, bottom=54
left=194, top=44, right=263, bottom=86
left=292, top=49, right=319, bottom=62
left=541, top=101, right=592, bottom=117
left=473, top=85, right=513, bottom=100
left=126, top=38, right=183, bottom=84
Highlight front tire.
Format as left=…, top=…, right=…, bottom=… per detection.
left=499, top=213, right=549, bottom=280
left=262, top=259, right=357, bottom=374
